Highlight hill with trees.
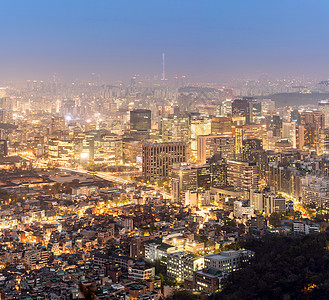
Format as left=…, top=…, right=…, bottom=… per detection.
left=215, top=232, right=329, bottom=300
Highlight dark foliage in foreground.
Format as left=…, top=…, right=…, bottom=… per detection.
left=214, top=232, right=329, bottom=300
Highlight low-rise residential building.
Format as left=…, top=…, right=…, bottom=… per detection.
left=167, top=252, right=204, bottom=281
left=117, top=217, right=134, bottom=232
left=233, top=201, right=254, bottom=219
left=184, top=239, right=205, bottom=254
left=293, top=221, right=320, bottom=234
left=193, top=268, right=226, bottom=294
left=144, top=240, right=177, bottom=262
left=204, top=250, right=254, bottom=273
left=301, top=175, right=329, bottom=208
left=24, top=248, right=51, bottom=270
left=72, top=185, right=99, bottom=197
left=128, top=262, right=155, bottom=281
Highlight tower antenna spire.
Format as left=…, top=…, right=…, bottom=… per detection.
left=161, top=53, right=166, bottom=81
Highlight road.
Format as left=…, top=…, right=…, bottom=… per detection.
left=61, top=168, right=172, bottom=199
left=280, top=192, right=313, bottom=219
left=15, top=152, right=172, bottom=199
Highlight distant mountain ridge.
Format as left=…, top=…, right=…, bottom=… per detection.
left=263, top=92, right=329, bottom=107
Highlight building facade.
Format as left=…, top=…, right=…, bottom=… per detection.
left=142, top=142, right=186, bottom=181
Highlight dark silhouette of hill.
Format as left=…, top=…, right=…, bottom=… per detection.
left=264, top=92, right=329, bottom=107
left=214, top=232, right=329, bottom=300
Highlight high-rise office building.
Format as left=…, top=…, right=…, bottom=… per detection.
left=268, top=162, right=301, bottom=198
left=170, top=162, right=214, bottom=201
left=130, top=109, right=151, bottom=131
left=300, top=110, right=324, bottom=154
left=282, top=122, right=297, bottom=148
left=248, top=101, right=262, bottom=124
left=48, top=139, right=75, bottom=166
left=197, top=135, right=234, bottom=164
left=227, top=160, right=259, bottom=191
left=124, top=140, right=143, bottom=164
left=320, top=128, right=329, bottom=155
left=249, top=189, right=264, bottom=211
left=304, top=124, right=319, bottom=153
left=232, top=99, right=249, bottom=124
left=296, top=125, right=305, bottom=150
left=171, top=163, right=198, bottom=202
left=267, top=115, right=282, bottom=137
left=260, top=99, right=275, bottom=116
left=207, top=155, right=228, bottom=188
left=51, top=116, right=65, bottom=134
left=210, top=135, right=235, bottom=161
left=0, top=97, right=13, bottom=110
left=92, top=133, right=123, bottom=165
left=242, top=139, right=263, bottom=161
left=0, top=109, right=13, bottom=123
left=61, top=100, right=75, bottom=116
left=142, top=142, right=186, bottom=181
left=196, top=164, right=211, bottom=191
left=190, top=116, right=211, bottom=160
left=0, top=88, right=7, bottom=98
left=162, top=114, right=190, bottom=144
left=300, top=110, right=325, bottom=129
left=211, top=117, right=233, bottom=135
left=130, top=109, right=151, bottom=140
left=220, top=99, right=233, bottom=116
left=218, top=88, right=233, bottom=101
left=318, top=100, right=329, bottom=128
left=290, top=109, right=301, bottom=125
left=249, top=189, right=286, bottom=213
left=234, top=124, right=268, bottom=155
left=0, top=139, right=8, bottom=157
left=232, top=98, right=259, bottom=125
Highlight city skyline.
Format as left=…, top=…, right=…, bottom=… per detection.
left=2, top=1, right=329, bottom=299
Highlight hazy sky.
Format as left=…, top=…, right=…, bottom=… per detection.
left=1, top=0, right=329, bottom=82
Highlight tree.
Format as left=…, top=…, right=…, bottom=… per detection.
left=294, top=211, right=302, bottom=220
left=0, top=189, right=11, bottom=202
left=224, top=219, right=236, bottom=227
left=216, top=232, right=329, bottom=299
left=149, top=222, right=155, bottom=233
left=269, top=212, right=281, bottom=228
left=238, top=223, right=246, bottom=233
left=173, top=290, right=206, bottom=300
